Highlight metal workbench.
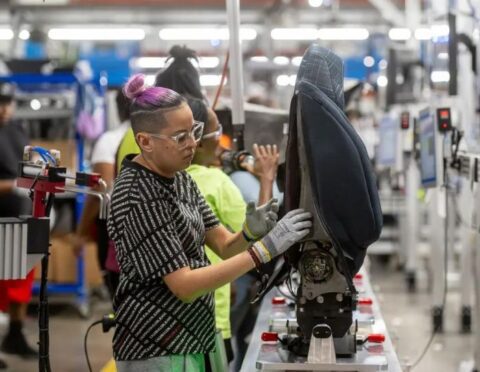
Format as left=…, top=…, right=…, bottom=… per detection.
left=240, top=269, right=403, bottom=372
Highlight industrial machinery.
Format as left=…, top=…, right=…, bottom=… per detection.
left=0, top=146, right=110, bottom=372
left=252, top=45, right=384, bottom=370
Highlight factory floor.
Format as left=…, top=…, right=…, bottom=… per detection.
left=0, top=257, right=475, bottom=372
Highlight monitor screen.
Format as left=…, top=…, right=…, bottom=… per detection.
left=376, top=114, right=398, bottom=167
left=418, top=109, right=437, bottom=188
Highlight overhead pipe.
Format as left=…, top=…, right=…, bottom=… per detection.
left=226, top=0, right=245, bottom=150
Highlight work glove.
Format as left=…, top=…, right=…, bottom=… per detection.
left=251, top=209, right=312, bottom=263
left=242, top=198, right=279, bottom=241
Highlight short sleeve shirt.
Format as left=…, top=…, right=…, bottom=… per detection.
left=107, top=155, right=220, bottom=361
left=0, top=122, right=28, bottom=180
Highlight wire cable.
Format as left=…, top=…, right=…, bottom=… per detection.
left=84, top=320, right=102, bottom=372
left=212, top=50, right=230, bottom=110
left=411, top=136, right=450, bottom=370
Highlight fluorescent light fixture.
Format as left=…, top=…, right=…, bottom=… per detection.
left=309, top=0, right=323, bottom=7
left=273, top=56, right=290, bottom=65
left=133, top=56, right=219, bottom=69
left=277, top=74, right=290, bottom=86
left=377, top=76, right=388, bottom=87
left=159, top=28, right=257, bottom=41
left=145, top=75, right=156, bottom=86
left=414, top=28, right=432, bottom=40
left=363, top=56, right=375, bottom=68
left=0, top=29, right=13, bottom=40
left=388, top=28, right=411, bottom=41
left=200, top=74, right=225, bottom=86
left=431, top=70, right=450, bottom=83
left=271, top=28, right=317, bottom=40
left=48, top=28, right=146, bottom=41
left=30, top=99, right=41, bottom=111
left=318, top=28, right=369, bottom=40
left=191, top=57, right=220, bottom=69
left=250, top=56, right=269, bottom=63
left=378, top=59, right=388, bottom=69
left=438, top=52, right=448, bottom=60
left=276, top=74, right=296, bottom=86
left=133, top=57, right=167, bottom=69
left=289, top=74, right=297, bottom=86
left=19, top=30, right=30, bottom=40
left=291, top=56, right=303, bottom=66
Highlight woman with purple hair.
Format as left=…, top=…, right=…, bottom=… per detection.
left=107, top=74, right=312, bottom=371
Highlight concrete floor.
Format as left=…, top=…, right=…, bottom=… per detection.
left=0, top=258, right=476, bottom=372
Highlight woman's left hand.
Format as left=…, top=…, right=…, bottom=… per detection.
left=242, top=198, right=279, bottom=241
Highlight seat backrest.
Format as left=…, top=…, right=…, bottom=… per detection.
left=285, top=45, right=382, bottom=274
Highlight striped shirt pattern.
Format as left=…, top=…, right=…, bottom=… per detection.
left=107, top=156, right=220, bottom=361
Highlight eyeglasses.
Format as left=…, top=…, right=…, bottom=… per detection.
left=202, top=123, right=223, bottom=140
left=148, top=120, right=204, bottom=149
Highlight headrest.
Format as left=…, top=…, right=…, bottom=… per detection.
left=295, top=45, right=344, bottom=110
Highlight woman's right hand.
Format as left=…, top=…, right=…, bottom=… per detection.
left=250, top=209, right=312, bottom=263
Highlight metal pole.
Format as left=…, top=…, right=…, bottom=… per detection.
left=226, top=0, right=245, bottom=149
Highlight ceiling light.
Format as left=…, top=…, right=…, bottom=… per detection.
left=133, top=57, right=167, bottom=69
left=19, top=30, right=30, bottom=40
left=291, top=56, right=303, bottom=67
left=48, top=28, right=146, bottom=41
left=377, top=76, right=388, bottom=87
left=200, top=74, right=225, bottom=86
left=309, top=0, right=323, bottom=7
left=388, top=28, right=411, bottom=41
left=250, top=56, right=269, bottom=63
left=289, top=74, right=297, bottom=86
left=276, top=74, right=290, bottom=86
left=271, top=28, right=317, bottom=40
left=273, top=56, right=290, bottom=65
left=0, top=29, right=13, bottom=40
left=191, top=57, right=220, bottom=69
left=438, top=52, right=448, bottom=60
left=431, top=70, right=450, bottom=83
left=318, top=28, right=369, bottom=40
left=159, top=28, right=257, bottom=41
left=414, top=28, right=432, bottom=40
left=363, top=56, right=375, bottom=68
left=30, top=99, right=41, bottom=111
left=378, top=59, right=388, bottom=69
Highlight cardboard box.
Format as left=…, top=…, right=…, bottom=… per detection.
left=34, top=233, right=103, bottom=287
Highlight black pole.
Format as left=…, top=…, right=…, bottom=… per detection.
left=38, top=254, right=51, bottom=372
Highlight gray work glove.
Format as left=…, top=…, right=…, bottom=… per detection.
left=251, top=209, right=312, bottom=263
left=242, top=198, right=279, bottom=241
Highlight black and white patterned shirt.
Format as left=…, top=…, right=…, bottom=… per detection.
left=107, top=155, right=220, bottom=361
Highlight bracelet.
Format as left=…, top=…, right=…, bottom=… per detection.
left=251, top=241, right=271, bottom=264
left=247, top=247, right=262, bottom=270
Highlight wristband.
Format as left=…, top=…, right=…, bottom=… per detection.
left=252, top=241, right=271, bottom=263
left=247, top=247, right=262, bottom=270
left=242, top=225, right=256, bottom=242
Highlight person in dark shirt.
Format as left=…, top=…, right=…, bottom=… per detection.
left=0, top=82, right=37, bottom=369
left=108, top=74, right=312, bottom=371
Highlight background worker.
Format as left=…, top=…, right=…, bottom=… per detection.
left=0, top=82, right=37, bottom=369
left=73, top=89, right=131, bottom=297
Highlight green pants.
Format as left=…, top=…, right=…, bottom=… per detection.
left=116, top=354, right=205, bottom=372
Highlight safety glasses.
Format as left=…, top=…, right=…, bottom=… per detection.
left=149, top=120, right=204, bottom=149
left=202, top=123, right=223, bottom=140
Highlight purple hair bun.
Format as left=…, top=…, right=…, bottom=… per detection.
left=124, top=74, right=147, bottom=100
